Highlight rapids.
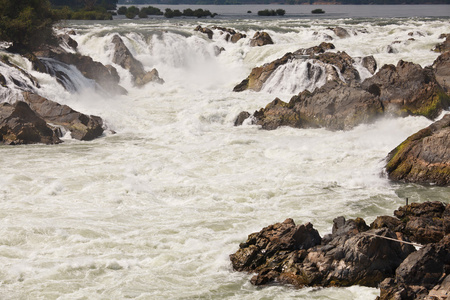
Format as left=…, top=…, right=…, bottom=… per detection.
left=0, top=12, right=449, bottom=299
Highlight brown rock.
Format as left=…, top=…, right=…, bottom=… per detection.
left=432, top=51, right=450, bottom=94
left=385, top=114, right=450, bottom=186
left=194, top=25, right=213, bottom=39
left=0, top=101, right=61, bottom=145
left=249, top=32, right=274, bottom=47
left=22, top=92, right=104, bottom=141
left=111, top=35, right=164, bottom=87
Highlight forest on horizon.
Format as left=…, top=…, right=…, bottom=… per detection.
left=117, top=0, right=449, bottom=5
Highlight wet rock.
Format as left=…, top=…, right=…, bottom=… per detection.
left=22, top=92, right=104, bottom=141
left=234, top=111, right=251, bottom=126
left=378, top=234, right=450, bottom=300
left=58, top=34, right=78, bottom=51
left=433, top=33, right=450, bottom=52
left=385, top=114, right=450, bottom=186
left=111, top=35, right=164, bottom=87
left=0, top=101, right=61, bottom=145
left=194, top=25, right=213, bottom=39
left=230, top=32, right=246, bottom=43
left=253, top=81, right=383, bottom=131
left=361, top=55, right=377, bottom=75
left=249, top=31, right=274, bottom=47
left=362, top=60, right=450, bottom=119
left=231, top=217, right=415, bottom=289
left=331, top=26, right=350, bottom=39
left=233, top=44, right=362, bottom=93
left=432, top=51, right=450, bottom=94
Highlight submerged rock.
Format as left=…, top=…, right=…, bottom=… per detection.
left=22, top=92, right=104, bottom=141
left=111, top=35, right=164, bottom=87
left=0, top=101, right=61, bottom=145
left=385, top=114, right=450, bottom=186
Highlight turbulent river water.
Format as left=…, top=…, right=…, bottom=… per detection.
left=1, top=7, right=450, bottom=299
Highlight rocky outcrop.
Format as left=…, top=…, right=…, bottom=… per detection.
left=432, top=51, right=450, bottom=94
left=58, top=34, right=78, bottom=51
left=249, top=32, right=274, bottom=47
left=378, top=234, right=450, bottom=300
left=0, top=101, right=61, bottom=145
left=231, top=216, right=415, bottom=289
left=385, top=114, right=450, bottom=186
left=231, top=202, right=449, bottom=298
left=111, top=35, right=164, bottom=87
left=211, top=26, right=247, bottom=43
left=22, top=92, right=104, bottom=141
left=432, top=33, right=450, bottom=53
left=194, top=25, right=213, bottom=39
left=329, top=26, right=350, bottom=39
left=233, top=43, right=363, bottom=93
left=236, top=53, right=450, bottom=131
left=362, top=60, right=449, bottom=119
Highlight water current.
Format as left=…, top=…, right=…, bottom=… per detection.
left=0, top=7, right=449, bottom=299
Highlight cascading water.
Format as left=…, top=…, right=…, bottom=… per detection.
left=0, top=9, right=449, bottom=300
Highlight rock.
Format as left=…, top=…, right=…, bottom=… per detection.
left=361, top=55, right=377, bottom=74
left=233, top=44, right=362, bottom=93
left=234, top=111, right=251, bottom=126
left=231, top=217, right=415, bottom=289
left=194, top=25, right=213, bottom=39
left=0, top=101, right=61, bottom=145
left=385, top=114, right=450, bottom=186
left=230, top=32, right=246, bottom=43
left=433, top=34, right=450, bottom=52
left=22, top=92, right=104, bottom=141
left=432, top=51, right=450, bottom=94
left=58, top=34, right=78, bottom=51
left=253, top=81, right=383, bottom=131
left=42, top=51, right=128, bottom=95
left=378, top=234, right=450, bottom=300
left=111, top=35, right=164, bottom=87
left=249, top=31, right=274, bottom=47
left=332, top=26, right=350, bottom=39
left=362, top=60, right=450, bottom=119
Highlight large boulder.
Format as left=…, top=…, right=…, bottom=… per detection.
left=194, top=25, right=213, bottom=39
left=0, top=101, right=61, bottom=145
left=362, top=60, right=450, bottom=119
left=233, top=43, right=364, bottom=93
left=385, top=114, right=450, bottom=186
left=249, top=31, right=274, bottom=47
left=22, top=92, right=104, bottom=141
left=111, top=35, right=164, bottom=87
left=253, top=81, right=384, bottom=130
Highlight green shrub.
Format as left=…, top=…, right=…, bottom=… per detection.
left=311, top=8, right=325, bottom=14
left=276, top=9, right=285, bottom=16
left=117, top=6, right=127, bottom=15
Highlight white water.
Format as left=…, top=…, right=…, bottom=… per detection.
left=1, top=15, right=449, bottom=299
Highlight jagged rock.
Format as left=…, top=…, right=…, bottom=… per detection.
left=111, top=35, right=164, bottom=87
left=377, top=234, right=450, bottom=300
left=385, top=114, right=450, bottom=186
left=433, top=33, right=450, bottom=52
left=234, top=111, right=251, bottom=126
left=249, top=32, right=274, bottom=47
left=194, top=25, right=213, bottom=39
left=58, top=34, right=78, bottom=51
left=362, top=60, right=450, bottom=119
left=231, top=217, right=415, bottom=289
left=22, top=92, right=104, bottom=141
left=230, top=32, right=246, bottom=43
left=233, top=43, right=363, bottom=93
left=41, top=51, right=128, bottom=95
left=253, top=81, right=383, bottom=131
left=432, top=51, right=450, bottom=94
left=0, top=101, right=61, bottom=145
left=361, top=55, right=377, bottom=74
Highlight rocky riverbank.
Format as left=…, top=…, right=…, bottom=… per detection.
left=230, top=201, right=450, bottom=299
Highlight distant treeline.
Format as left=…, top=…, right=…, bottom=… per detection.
left=118, top=0, right=448, bottom=4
